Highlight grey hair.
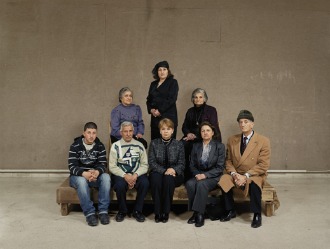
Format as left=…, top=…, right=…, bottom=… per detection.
left=118, top=87, right=133, bottom=103
left=120, top=121, right=134, bottom=132
left=191, top=88, right=208, bottom=103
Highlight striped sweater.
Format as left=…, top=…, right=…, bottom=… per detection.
left=68, top=136, right=107, bottom=176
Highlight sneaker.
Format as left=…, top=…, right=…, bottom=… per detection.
left=115, top=212, right=126, bottom=222
left=99, top=213, right=110, bottom=225
left=86, top=214, right=98, bottom=226
left=132, top=210, right=145, bottom=222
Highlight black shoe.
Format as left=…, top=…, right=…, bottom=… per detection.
left=115, top=212, right=126, bottom=222
left=187, top=212, right=197, bottom=224
left=220, top=210, right=237, bottom=222
left=251, top=213, right=262, bottom=228
left=132, top=210, right=145, bottom=222
left=86, top=214, right=98, bottom=226
left=155, top=214, right=162, bottom=223
left=162, top=213, right=169, bottom=223
left=195, top=213, right=205, bottom=227
left=99, top=213, right=110, bottom=225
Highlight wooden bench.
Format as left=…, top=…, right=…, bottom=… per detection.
left=56, top=177, right=279, bottom=216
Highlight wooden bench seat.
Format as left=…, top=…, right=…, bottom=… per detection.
left=56, top=177, right=279, bottom=216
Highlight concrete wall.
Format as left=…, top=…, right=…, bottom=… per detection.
left=1, top=0, right=329, bottom=171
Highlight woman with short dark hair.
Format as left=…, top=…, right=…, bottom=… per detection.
left=146, top=61, right=179, bottom=140
left=185, top=121, right=225, bottom=227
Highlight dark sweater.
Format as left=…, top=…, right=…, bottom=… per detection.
left=182, top=103, right=222, bottom=142
left=68, top=136, right=107, bottom=176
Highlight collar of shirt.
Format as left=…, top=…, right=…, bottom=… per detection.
left=243, top=130, right=254, bottom=145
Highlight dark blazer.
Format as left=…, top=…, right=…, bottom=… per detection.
left=189, top=139, right=225, bottom=181
left=146, top=76, right=179, bottom=126
left=148, top=139, right=185, bottom=176
left=182, top=104, right=222, bottom=142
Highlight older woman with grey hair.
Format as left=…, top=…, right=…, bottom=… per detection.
left=182, top=88, right=222, bottom=180
left=111, top=87, right=147, bottom=149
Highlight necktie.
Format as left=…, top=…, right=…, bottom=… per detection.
left=242, top=137, right=248, bottom=154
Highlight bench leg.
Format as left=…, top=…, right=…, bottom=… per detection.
left=60, top=203, right=70, bottom=216
left=264, top=201, right=274, bottom=217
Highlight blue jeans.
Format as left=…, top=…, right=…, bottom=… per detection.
left=70, top=173, right=111, bottom=217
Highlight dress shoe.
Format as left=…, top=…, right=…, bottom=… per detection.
left=195, top=213, right=205, bottom=227
left=86, top=214, right=98, bottom=226
left=251, top=213, right=262, bottom=228
left=115, top=212, right=126, bottom=222
left=162, top=213, right=169, bottom=223
left=99, top=213, right=110, bottom=225
left=187, top=212, right=197, bottom=224
left=132, top=210, right=145, bottom=222
left=155, top=214, right=162, bottom=223
left=220, top=210, right=236, bottom=222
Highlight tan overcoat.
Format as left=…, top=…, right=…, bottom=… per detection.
left=219, top=132, right=270, bottom=196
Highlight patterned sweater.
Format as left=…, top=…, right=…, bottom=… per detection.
left=109, top=138, right=148, bottom=177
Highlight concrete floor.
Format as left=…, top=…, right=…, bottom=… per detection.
left=0, top=174, right=329, bottom=249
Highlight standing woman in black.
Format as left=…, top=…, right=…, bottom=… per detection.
left=146, top=61, right=179, bottom=140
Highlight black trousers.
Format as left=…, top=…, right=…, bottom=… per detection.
left=222, top=181, right=262, bottom=213
left=185, top=177, right=219, bottom=214
left=180, top=139, right=201, bottom=181
left=149, top=172, right=184, bottom=215
left=111, top=174, right=149, bottom=213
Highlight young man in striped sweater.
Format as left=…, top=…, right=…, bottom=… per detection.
left=68, top=122, right=111, bottom=226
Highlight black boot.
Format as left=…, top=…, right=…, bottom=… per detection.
left=162, top=213, right=169, bottom=223
left=195, top=213, right=205, bottom=227
left=187, top=211, right=197, bottom=224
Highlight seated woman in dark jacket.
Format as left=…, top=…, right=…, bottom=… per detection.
left=182, top=88, right=222, bottom=180
left=148, top=118, right=185, bottom=223
left=185, top=121, right=225, bottom=227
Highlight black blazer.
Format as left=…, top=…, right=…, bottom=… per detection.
left=148, top=138, right=185, bottom=176
left=146, top=76, right=179, bottom=126
left=189, top=139, right=225, bottom=181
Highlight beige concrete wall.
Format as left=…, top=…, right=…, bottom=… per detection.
left=0, top=0, right=329, bottom=171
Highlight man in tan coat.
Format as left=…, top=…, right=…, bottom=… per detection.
left=219, top=110, right=270, bottom=228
